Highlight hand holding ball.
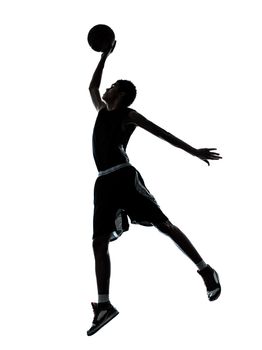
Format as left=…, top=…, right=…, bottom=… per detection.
left=87, top=24, right=115, bottom=53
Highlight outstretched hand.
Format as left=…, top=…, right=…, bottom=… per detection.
left=101, top=40, right=117, bottom=59
left=195, top=148, right=222, bottom=166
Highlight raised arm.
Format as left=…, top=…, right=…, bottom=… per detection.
left=89, top=41, right=116, bottom=111
left=127, top=110, right=222, bottom=165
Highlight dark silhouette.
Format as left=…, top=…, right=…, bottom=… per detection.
left=87, top=41, right=222, bottom=336
left=88, top=24, right=115, bottom=52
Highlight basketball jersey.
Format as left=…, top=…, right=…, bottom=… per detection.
left=92, top=107, right=136, bottom=171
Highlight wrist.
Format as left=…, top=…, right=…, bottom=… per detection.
left=99, top=56, right=106, bottom=66
left=190, top=148, right=198, bottom=156
left=101, top=51, right=109, bottom=61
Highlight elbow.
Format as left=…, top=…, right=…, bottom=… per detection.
left=89, top=85, right=98, bottom=92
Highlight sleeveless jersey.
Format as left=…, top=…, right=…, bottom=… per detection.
left=92, top=107, right=136, bottom=171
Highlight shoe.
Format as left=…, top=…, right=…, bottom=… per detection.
left=197, top=265, right=221, bottom=301
left=87, top=302, right=119, bottom=336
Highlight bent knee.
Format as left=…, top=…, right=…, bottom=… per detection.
left=154, top=220, right=176, bottom=233
left=92, top=233, right=111, bottom=252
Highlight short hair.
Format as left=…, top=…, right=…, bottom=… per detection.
left=116, top=79, right=137, bottom=107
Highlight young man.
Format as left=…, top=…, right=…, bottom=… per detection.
left=87, top=42, right=222, bottom=336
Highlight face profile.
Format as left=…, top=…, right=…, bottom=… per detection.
left=102, top=83, right=120, bottom=103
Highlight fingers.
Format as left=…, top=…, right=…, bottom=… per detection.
left=200, top=153, right=221, bottom=165
left=208, top=154, right=222, bottom=160
left=197, top=148, right=222, bottom=164
left=205, top=149, right=222, bottom=160
left=111, top=40, right=117, bottom=53
left=101, top=40, right=117, bottom=58
left=210, top=154, right=222, bottom=159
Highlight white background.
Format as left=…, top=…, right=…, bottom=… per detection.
left=1, top=0, right=261, bottom=349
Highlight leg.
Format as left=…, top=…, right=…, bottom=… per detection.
left=154, top=220, right=221, bottom=301
left=87, top=233, right=119, bottom=336
left=92, top=233, right=111, bottom=300
left=154, top=220, right=206, bottom=268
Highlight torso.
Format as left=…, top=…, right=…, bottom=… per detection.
left=92, top=107, right=136, bottom=171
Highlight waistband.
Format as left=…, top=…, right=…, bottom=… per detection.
left=98, top=163, right=132, bottom=177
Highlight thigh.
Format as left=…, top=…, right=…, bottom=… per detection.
left=123, top=168, right=169, bottom=225
left=93, top=176, right=118, bottom=239
left=93, top=171, right=130, bottom=240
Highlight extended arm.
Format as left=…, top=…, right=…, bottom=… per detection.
left=128, top=111, right=222, bottom=165
left=89, top=41, right=116, bottom=111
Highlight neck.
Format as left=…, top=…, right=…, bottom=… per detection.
left=106, top=100, right=125, bottom=111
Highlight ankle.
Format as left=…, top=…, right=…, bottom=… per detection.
left=196, top=260, right=208, bottom=271
left=98, top=294, right=110, bottom=303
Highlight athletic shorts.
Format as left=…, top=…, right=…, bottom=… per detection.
left=93, top=164, right=168, bottom=241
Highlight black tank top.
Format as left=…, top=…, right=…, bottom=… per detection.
left=92, top=107, right=136, bottom=171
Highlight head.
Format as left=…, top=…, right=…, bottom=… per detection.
left=102, top=80, right=137, bottom=108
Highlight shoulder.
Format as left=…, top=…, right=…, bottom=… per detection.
left=125, top=109, right=144, bottom=125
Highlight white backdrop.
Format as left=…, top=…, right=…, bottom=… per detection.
left=1, top=0, right=261, bottom=349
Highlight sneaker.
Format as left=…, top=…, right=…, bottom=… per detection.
left=197, top=265, right=221, bottom=301
left=87, top=302, right=119, bottom=336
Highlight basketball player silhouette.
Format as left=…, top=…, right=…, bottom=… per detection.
left=87, top=41, right=222, bottom=336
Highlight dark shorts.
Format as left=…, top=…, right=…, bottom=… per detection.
left=93, top=165, right=168, bottom=241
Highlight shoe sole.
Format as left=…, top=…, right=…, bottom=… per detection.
left=208, top=270, right=221, bottom=301
left=87, top=310, right=119, bottom=336
left=208, top=287, right=221, bottom=301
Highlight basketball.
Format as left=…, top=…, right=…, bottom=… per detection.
left=87, top=24, right=115, bottom=52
